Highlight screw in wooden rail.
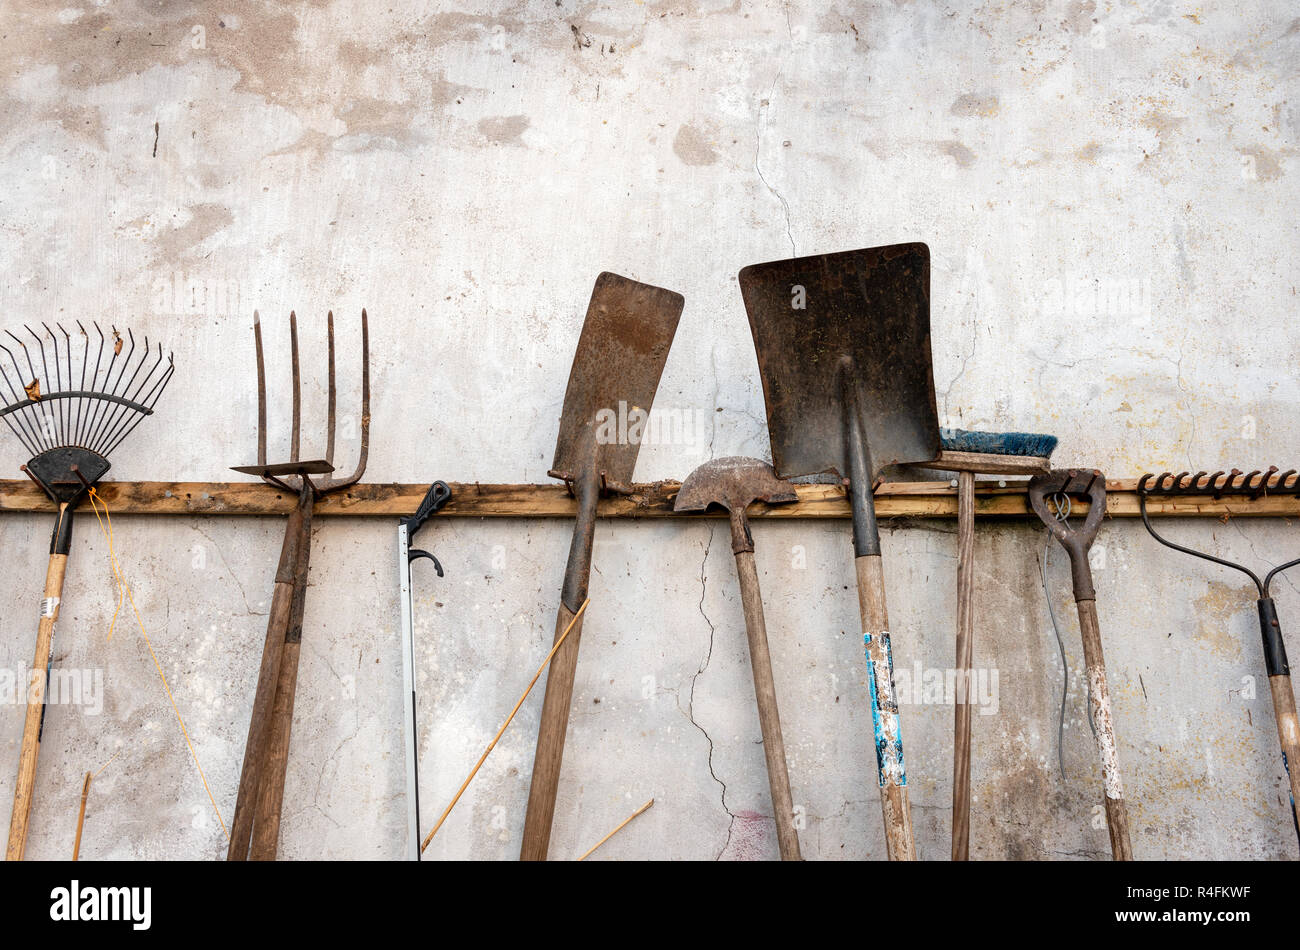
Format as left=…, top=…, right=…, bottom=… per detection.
left=226, top=309, right=369, bottom=861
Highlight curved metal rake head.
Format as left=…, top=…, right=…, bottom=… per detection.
left=231, top=309, right=370, bottom=496
left=1137, top=467, right=1300, bottom=596
left=0, top=322, right=174, bottom=503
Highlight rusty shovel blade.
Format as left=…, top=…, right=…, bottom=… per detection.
left=550, top=272, right=685, bottom=493
left=738, top=244, right=939, bottom=482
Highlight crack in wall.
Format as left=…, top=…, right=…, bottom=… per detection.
left=676, top=523, right=740, bottom=859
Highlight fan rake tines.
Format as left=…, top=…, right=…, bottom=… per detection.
left=0, top=322, right=174, bottom=461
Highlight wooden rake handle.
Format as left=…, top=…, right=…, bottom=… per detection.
left=733, top=549, right=801, bottom=860
left=1267, top=674, right=1300, bottom=845
left=6, top=517, right=71, bottom=861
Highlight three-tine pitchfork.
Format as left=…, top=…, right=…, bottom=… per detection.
left=0, top=323, right=173, bottom=860
left=227, top=310, right=369, bottom=861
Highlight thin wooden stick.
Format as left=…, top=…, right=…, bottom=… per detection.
left=420, top=597, right=590, bottom=853
left=577, top=798, right=654, bottom=861
left=72, top=772, right=91, bottom=861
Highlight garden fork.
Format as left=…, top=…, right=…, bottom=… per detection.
left=227, top=309, right=369, bottom=861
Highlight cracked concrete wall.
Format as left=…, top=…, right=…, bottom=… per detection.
left=0, top=1, right=1297, bottom=859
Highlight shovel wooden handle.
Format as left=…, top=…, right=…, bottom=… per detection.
left=733, top=549, right=801, bottom=860
left=520, top=599, right=587, bottom=860
left=5, top=546, right=69, bottom=861
left=1267, top=674, right=1300, bottom=839
left=1074, top=597, right=1133, bottom=860
left=952, top=470, right=975, bottom=861
left=854, top=553, right=916, bottom=860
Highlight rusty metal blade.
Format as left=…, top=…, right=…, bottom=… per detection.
left=550, top=272, right=684, bottom=492
left=739, top=243, right=939, bottom=481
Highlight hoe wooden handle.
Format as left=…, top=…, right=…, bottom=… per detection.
left=5, top=550, right=69, bottom=861
left=952, top=470, right=976, bottom=861
left=1267, top=674, right=1300, bottom=839
left=1074, top=598, right=1133, bottom=860
left=733, top=550, right=802, bottom=860
left=854, top=553, right=917, bottom=861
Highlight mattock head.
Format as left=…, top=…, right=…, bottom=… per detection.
left=674, top=456, right=798, bottom=553
left=232, top=308, right=370, bottom=496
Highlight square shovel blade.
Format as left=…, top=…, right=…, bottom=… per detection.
left=738, top=243, right=939, bottom=481
left=550, top=272, right=684, bottom=492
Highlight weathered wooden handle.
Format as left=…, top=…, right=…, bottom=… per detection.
left=1074, top=597, right=1133, bottom=860
left=520, top=600, right=586, bottom=861
left=5, top=551, right=69, bottom=861
left=227, top=489, right=311, bottom=861
left=1267, top=674, right=1300, bottom=839
left=854, top=553, right=917, bottom=861
left=952, top=470, right=975, bottom=861
left=250, top=638, right=302, bottom=860
left=733, top=550, right=801, bottom=861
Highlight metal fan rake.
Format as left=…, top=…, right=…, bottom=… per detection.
left=0, top=321, right=173, bottom=860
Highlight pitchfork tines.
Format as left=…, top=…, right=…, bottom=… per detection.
left=232, top=310, right=370, bottom=495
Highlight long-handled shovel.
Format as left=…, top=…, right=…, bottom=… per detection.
left=674, top=457, right=802, bottom=860
left=739, top=244, right=940, bottom=860
left=1028, top=469, right=1133, bottom=860
left=519, top=273, right=684, bottom=861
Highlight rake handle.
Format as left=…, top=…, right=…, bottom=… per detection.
left=1074, top=597, right=1133, bottom=860
left=855, top=553, right=916, bottom=861
left=5, top=519, right=71, bottom=862
left=952, top=470, right=975, bottom=861
left=1267, top=674, right=1300, bottom=843
left=733, top=548, right=801, bottom=860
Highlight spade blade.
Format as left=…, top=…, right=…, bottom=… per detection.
left=550, top=272, right=684, bottom=492
left=738, top=243, right=939, bottom=481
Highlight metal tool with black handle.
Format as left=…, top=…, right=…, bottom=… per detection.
left=398, top=480, right=451, bottom=861
left=1028, top=468, right=1133, bottom=860
left=1138, top=467, right=1300, bottom=850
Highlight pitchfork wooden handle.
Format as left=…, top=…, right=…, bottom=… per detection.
left=1074, top=597, right=1133, bottom=860
left=733, top=549, right=801, bottom=860
left=227, top=487, right=311, bottom=860
left=854, top=553, right=916, bottom=861
left=5, top=525, right=71, bottom=861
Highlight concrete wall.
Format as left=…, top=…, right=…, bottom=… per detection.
left=0, top=1, right=1296, bottom=859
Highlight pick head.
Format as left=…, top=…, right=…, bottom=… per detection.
left=674, top=456, right=798, bottom=514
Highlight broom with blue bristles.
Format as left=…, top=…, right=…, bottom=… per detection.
left=920, top=427, right=1059, bottom=860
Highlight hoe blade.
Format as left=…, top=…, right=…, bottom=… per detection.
left=550, top=272, right=684, bottom=491
left=739, top=243, right=939, bottom=481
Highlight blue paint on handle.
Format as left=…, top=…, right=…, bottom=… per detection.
left=864, top=632, right=907, bottom=789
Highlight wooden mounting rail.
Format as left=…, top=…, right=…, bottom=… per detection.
left=0, top=479, right=1298, bottom=519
